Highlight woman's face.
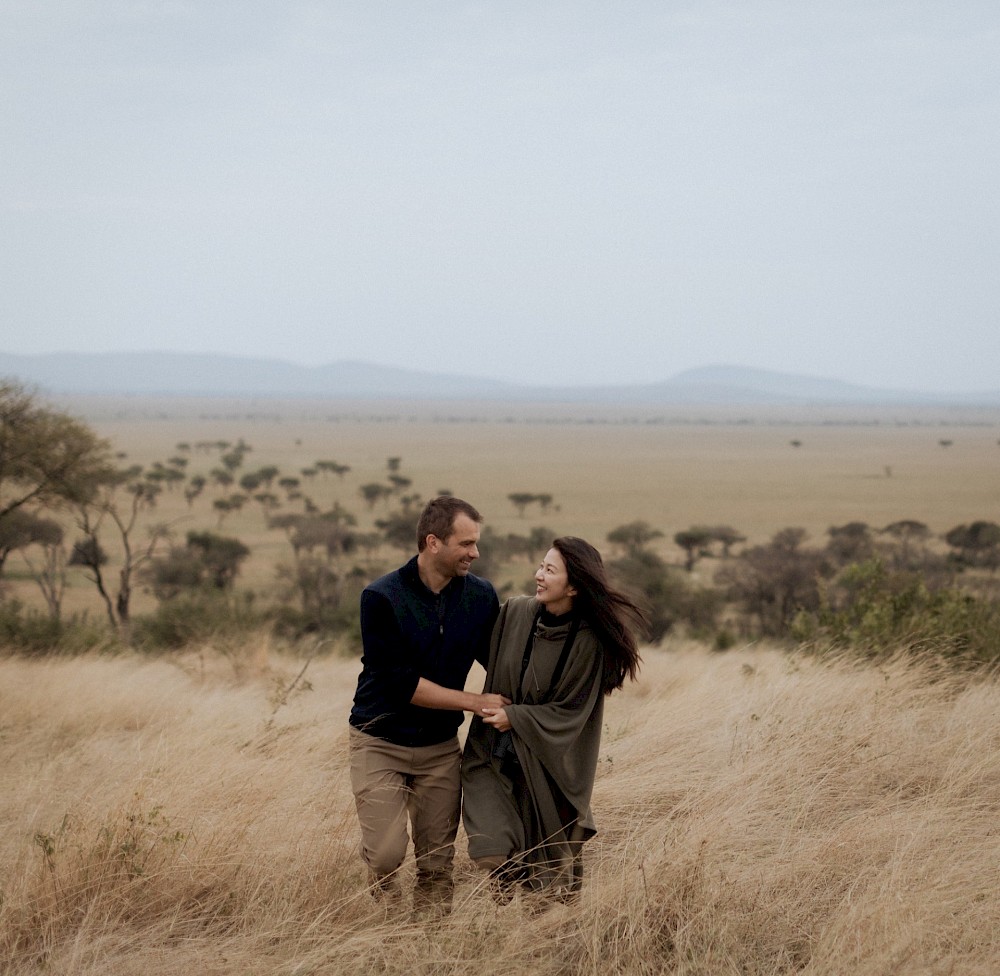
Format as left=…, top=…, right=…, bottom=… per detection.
left=535, top=547, right=577, bottom=615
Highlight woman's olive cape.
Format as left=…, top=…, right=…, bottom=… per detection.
left=462, top=596, right=605, bottom=888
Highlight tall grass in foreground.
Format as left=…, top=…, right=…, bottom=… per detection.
left=1, top=639, right=998, bottom=975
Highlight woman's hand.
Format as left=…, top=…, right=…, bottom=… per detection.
left=481, top=706, right=511, bottom=732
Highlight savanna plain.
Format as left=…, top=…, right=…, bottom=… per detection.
left=2, top=397, right=1000, bottom=975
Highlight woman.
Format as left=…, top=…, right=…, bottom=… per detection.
left=461, top=536, right=645, bottom=901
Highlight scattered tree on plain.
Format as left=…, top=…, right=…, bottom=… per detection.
left=607, top=520, right=664, bottom=555
left=0, top=380, right=112, bottom=523
left=674, top=527, right=714, bottom=572
left=945, top=521, right=1000, bottom=571
left=0, top=509, right=63, bottom=578
left=69, top=467, right=172, bottom=643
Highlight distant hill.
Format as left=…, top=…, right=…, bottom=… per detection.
left=1, top=351, right=998, bottom=406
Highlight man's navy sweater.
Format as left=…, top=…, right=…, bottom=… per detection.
left=350, top=556, right=499, bottom=747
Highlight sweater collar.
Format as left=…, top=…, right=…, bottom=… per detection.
left=535, top=604, right=583, bottom=638
left=401, top=554, right=463, bottom=602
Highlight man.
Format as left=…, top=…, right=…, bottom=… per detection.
left=349, top=495, right=506, bottom=913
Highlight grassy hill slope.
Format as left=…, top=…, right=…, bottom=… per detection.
left=2, top=640, right=997, bottom=974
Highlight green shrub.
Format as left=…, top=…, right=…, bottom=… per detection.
left=610, top=549, right=721, bottom=644
left=131, top=592, right=263, bottom=651
left=268, top=565, right=367, bottom=648
left=792, top=558, right=1000, bottom=665
left=0, top=601, right=116, bottom=655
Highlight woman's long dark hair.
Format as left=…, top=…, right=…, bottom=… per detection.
left=551, top=536, right=646, bottom=694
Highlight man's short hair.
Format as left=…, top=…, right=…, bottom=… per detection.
left=416, top=496, right=483, bottom=551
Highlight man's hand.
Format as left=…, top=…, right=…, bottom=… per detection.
left=470, top=692, right=511, bottom=714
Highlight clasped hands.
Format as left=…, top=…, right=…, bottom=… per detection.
left=471, top=693, right=512, bottom=732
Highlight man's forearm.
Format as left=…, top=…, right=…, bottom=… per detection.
left=410, top=678, right=508, bottom=713
left=410, top=677, right=478, bottom=711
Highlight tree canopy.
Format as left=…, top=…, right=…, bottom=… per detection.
left=0, top=381, right=113, bottom=522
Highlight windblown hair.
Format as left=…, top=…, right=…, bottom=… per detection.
left=551, top=536, right=646, bottom=694
left=416, top=496, right=483, bottom=551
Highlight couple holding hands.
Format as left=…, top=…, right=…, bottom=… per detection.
left=348, top=495, right=645, bottom=913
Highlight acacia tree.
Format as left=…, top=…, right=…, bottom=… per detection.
left=826, top=522, right=874, bottom=567
left=0, top=509, right=63, bottom=577
left=880, top=520, right=932, bottom=570
left=359, top=483, right=392, bottom=510
left=184, top=474, right=207, bottom=507
left=146, top=531, right=250, bottom=599
left=674, top=527, right=714, bottom=572
left=0, top=381, right=112, bottom=523
left=507, top=492, right=537, bottom=518
left=185, top=531, right=251, bottom=589
left=707, top=525, right=746, bottom=559
left=945, top=521, right=1000, bottom=571
left=681, top=525, right=748, bottom=567
left=21, top=531, right=67, bottom=621
left=605, top=523, right=720, bottom=643
left=315, top=460, right=350, bottom=480
left=2, top=511, right=66, bottom=619
left=607, top=521, right=664, bottom=556
left=73, top=472, right=171, bottom=643
left=715, top=528, right=833, bottom=635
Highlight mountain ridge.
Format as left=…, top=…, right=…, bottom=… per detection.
left=2, top=351, right=997, bottom=406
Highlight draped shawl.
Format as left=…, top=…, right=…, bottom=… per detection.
left=461, top=596, right=605, bottom=889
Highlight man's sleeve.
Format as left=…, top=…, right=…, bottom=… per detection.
left=359, top=589, right=421, bottom=707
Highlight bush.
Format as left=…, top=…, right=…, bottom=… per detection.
left=0, top=600, right=117, bottom=655
left=144, top=532, right=251, bottom=600
left=715, top=529, right=834, bottom=637
left=792, top=558, right=1000, bottom=665
left=131, top=592, right=263, bottom=651
left=610, top=549, right=721, bottom=644
left=268, top=565, right=367, bottom=647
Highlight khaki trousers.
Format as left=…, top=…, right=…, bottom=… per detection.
left=348, top=726, right=461, bottom=905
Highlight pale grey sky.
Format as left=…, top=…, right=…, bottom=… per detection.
left=3, top=1, right=998, bottom=392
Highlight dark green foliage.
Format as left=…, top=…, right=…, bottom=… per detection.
left=475, top=526, right=554, bottom=578
left=131, top=592, right=262, bottom=651
left=184, top=532, right=250, bottom=589
left=287, top=516, right=356, bottom=560
left=826, top=522, right=875, bottom=567
left=507, top=492, right=541, bottom=518
left=878, top=520, right=933, bottom=570
left=0, top=600, right=66, bottom=653
left=239, top=471, right=264, bottom=492
left=144, top=547, right=207, bottom=600
left=219, top=449, right=246, bottom=472
left=610, top=548, right=721, bottom=644
left=69, top=536, right=108, bottom=568
left=184, top=474, right=206, bottom=507
left=145, top=532, right=250, bottom=599
left=944, top=521, right=1000, bottom=571
left=269, top=563, right=367, bottom=643
left=706, top=525, right=746, bottom=558
left=0, top=600, right=114, bottom=655
left=375, top=510, right=418, bottom=552
left=0, top=380, right=114, bottom=521
left=0, top=509, right=63, bottom=575
left=359, top=482, right=391, bottom=509
left=606, top=521, right=664, bottom=555
left=715, top=529, right=835, bottom=636
left=792, top=558, right=1000, bottom=665
left=673, top=527, right=714, bottom=572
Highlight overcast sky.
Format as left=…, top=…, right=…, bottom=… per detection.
left=3, top=1, right=998, bottom=392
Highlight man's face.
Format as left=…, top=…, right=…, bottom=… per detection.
left=427, top=513, right=481, bottom=578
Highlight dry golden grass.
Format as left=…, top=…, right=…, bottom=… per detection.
left=2, top=639, right=999, bottom=975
